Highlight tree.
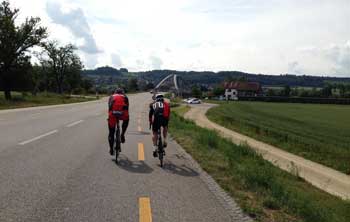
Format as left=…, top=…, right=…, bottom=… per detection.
left=321, top=84, right=333, bottom=97
left=0, top=1, right=47, bottom=100
left=30, top=65, right=44, bottom=95
left=42, top=41, right=82, bottom=94
left=282, top=85, right=291, bottom=97
left=266, top=88, right=276, bottom=96
left=81, top=78, right=93, bottom=93
left=145, top=82, right=154, bottom=90
left=127, top=78, right=138, bottom=92
left=212, top=86, right=225, bottom=96
left=337, top=83, right=346, bottom=97
left=120, top=68, right=128, bottom=73
left=191, top=86, right=202, bottom=98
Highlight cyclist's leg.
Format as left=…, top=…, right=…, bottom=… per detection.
left=152, top=118, right=160, bottom=146
left=121, top=118, right=129, bottom=143
left=162, top=118, right=168, bottom=147
left=152, top=131, right=158, bottom=146
left=108, top=126, right=115, bottom=148
left=152, top=119, right=160, bottom=157
left=108, top=117, right=116, bottom=155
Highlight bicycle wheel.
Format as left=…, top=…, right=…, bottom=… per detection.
left=158, top=138, right=164, bottom=167
left=115, top=126, right=121, bottom=164
left=159, top=150, right=163, bottom=167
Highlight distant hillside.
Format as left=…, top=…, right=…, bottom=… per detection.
left=82, top=66, right=133, bottom=87
left=82, top=66, right=123, bottom=76
left=137, top=70, right=350, bottom=87
left=82, top=67, right=350, bottom=88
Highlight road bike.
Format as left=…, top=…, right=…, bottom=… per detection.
left=150, top=123, right=166, bottom=167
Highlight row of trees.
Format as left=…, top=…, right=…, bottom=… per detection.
left=190, top=82, right=350, bottom=99
left=0, top=1, right=92, bottom=100
left=266, top=83, right=350, bottom=98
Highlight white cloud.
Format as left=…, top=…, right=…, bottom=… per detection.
left=111, top=53, right=122, bottom=68
left=46, top=1, right=101, bottom=54
left=288, top=61, right=304, bottom=74
left=9, top=0, right=350, bottom=76
left=149, top=56, right=163, bottom=70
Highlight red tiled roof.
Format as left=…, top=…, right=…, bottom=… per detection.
left=224, top=81, right=261, bottom=91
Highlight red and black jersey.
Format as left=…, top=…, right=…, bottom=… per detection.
left=149, top=100, right=170, bottom=122
left=108, top=93, right=129, bottom=112
left=108, top=94, right=129, bottom=126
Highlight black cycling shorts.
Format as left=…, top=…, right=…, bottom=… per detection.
left=152, top=117, right=168, bottom=132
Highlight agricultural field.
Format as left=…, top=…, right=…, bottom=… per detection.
left=206, top=101, right=350, bottom=174
left=170, top=107, right=350, bottom=222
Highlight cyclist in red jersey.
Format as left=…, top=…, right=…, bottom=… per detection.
left=108, top=88, right=129, bottom=155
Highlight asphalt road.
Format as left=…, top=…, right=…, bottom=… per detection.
left=0, top=93, right=249, bottom=222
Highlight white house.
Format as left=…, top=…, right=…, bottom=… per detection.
left=224, top=81, right=262, bottom=100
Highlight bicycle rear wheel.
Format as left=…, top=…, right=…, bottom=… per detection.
left=159, top=150, right=163, bottom=167
left=115, top=126, right=121, bottom=164
left=158, top=139, right=164, bottom=167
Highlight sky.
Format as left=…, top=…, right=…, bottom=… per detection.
left=10, top=0, right=350, bottom=76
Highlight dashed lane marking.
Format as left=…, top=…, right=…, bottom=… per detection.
left=138, top=143, right=145, bottom=161
left=66, top=120, right=84, bottom=127
left=19, top=130, right=58, bottom=145
left=139, top=197, right=152, bottom=222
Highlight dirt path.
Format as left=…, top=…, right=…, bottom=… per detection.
left=184, top=103, right=350, bottom=200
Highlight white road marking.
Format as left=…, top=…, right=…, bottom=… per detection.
left=30, top=112, right=42, bottom=119
left=19, top=130, right=58, bottom=145
left=66, top=120, right=84, bottom=128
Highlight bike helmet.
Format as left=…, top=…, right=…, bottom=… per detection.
left=115, top=88, right=124, bottom=94
left=155, top=93, right=164, bottom=101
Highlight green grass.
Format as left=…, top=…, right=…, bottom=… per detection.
left=0, top=92, right=97, bottom=110
left=206, top=101, right=350, bottom=174
left=170, top=109, right=350, bottom=222
left=172, top=105, right=190, bottom=116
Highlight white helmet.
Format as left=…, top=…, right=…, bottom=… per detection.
left=155, top=94, right=164, bottom=101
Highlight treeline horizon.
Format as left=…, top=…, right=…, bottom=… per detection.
left=83, top=65, right=350, bottom=88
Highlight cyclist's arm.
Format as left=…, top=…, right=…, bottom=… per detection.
left=108, top=95, right=114, bottom=111
left=165, top=102, right=170, bottom=120
left=149, top=104, right=154, bottom=123
left=123, top=95, right=129, bottom=110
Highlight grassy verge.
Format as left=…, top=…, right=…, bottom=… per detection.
left=170, top=106, right=350, bottom=222
left=206, top=101, right=350, bottom=174
left=0, top=92, right=97, bottom=110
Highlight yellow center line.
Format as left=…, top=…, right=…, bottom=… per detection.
left=139, top=197, right=152, bottom=222
left=138, top=143, right=145, bottom=161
